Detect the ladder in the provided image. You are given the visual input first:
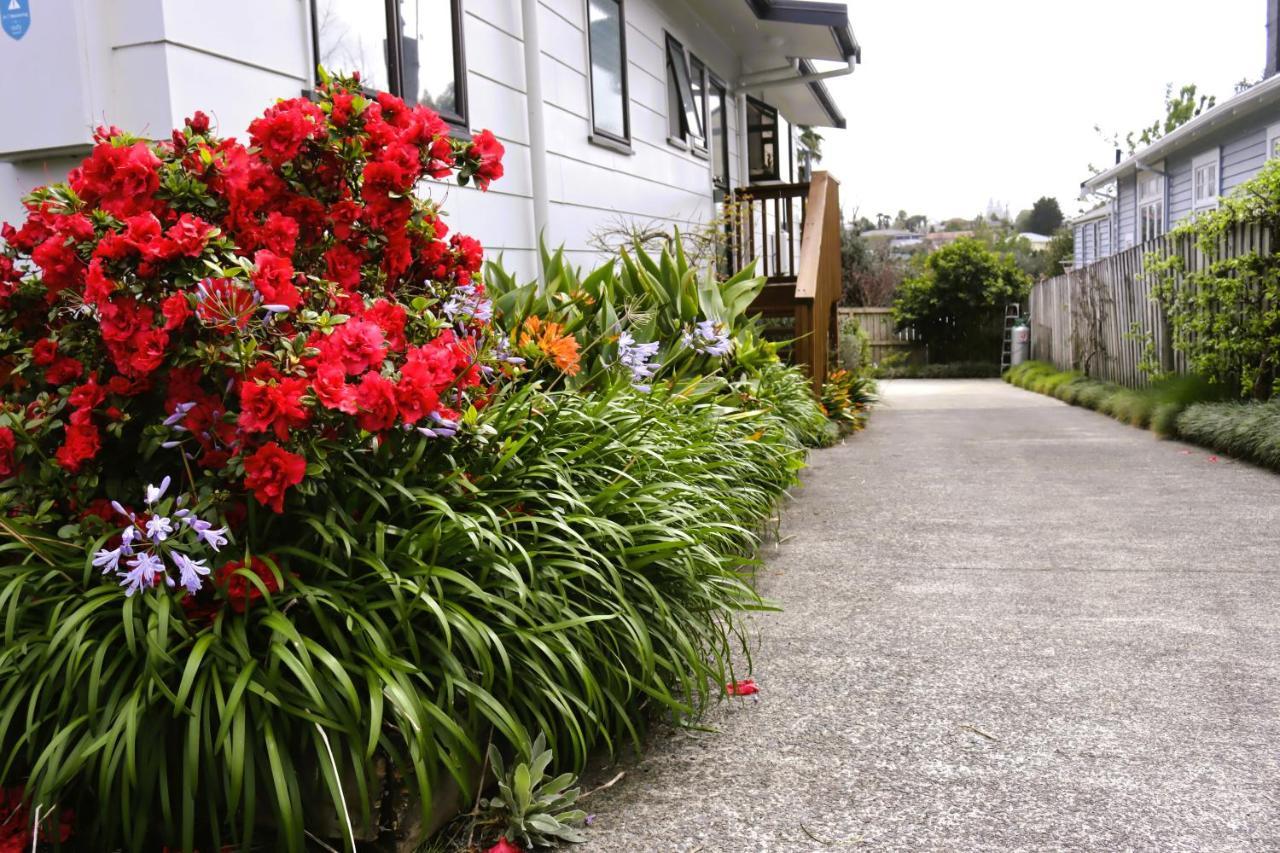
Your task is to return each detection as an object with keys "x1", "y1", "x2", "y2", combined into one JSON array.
[{"x1": 1000, "y1": 303, "x2": 1021, "y2": 372}]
